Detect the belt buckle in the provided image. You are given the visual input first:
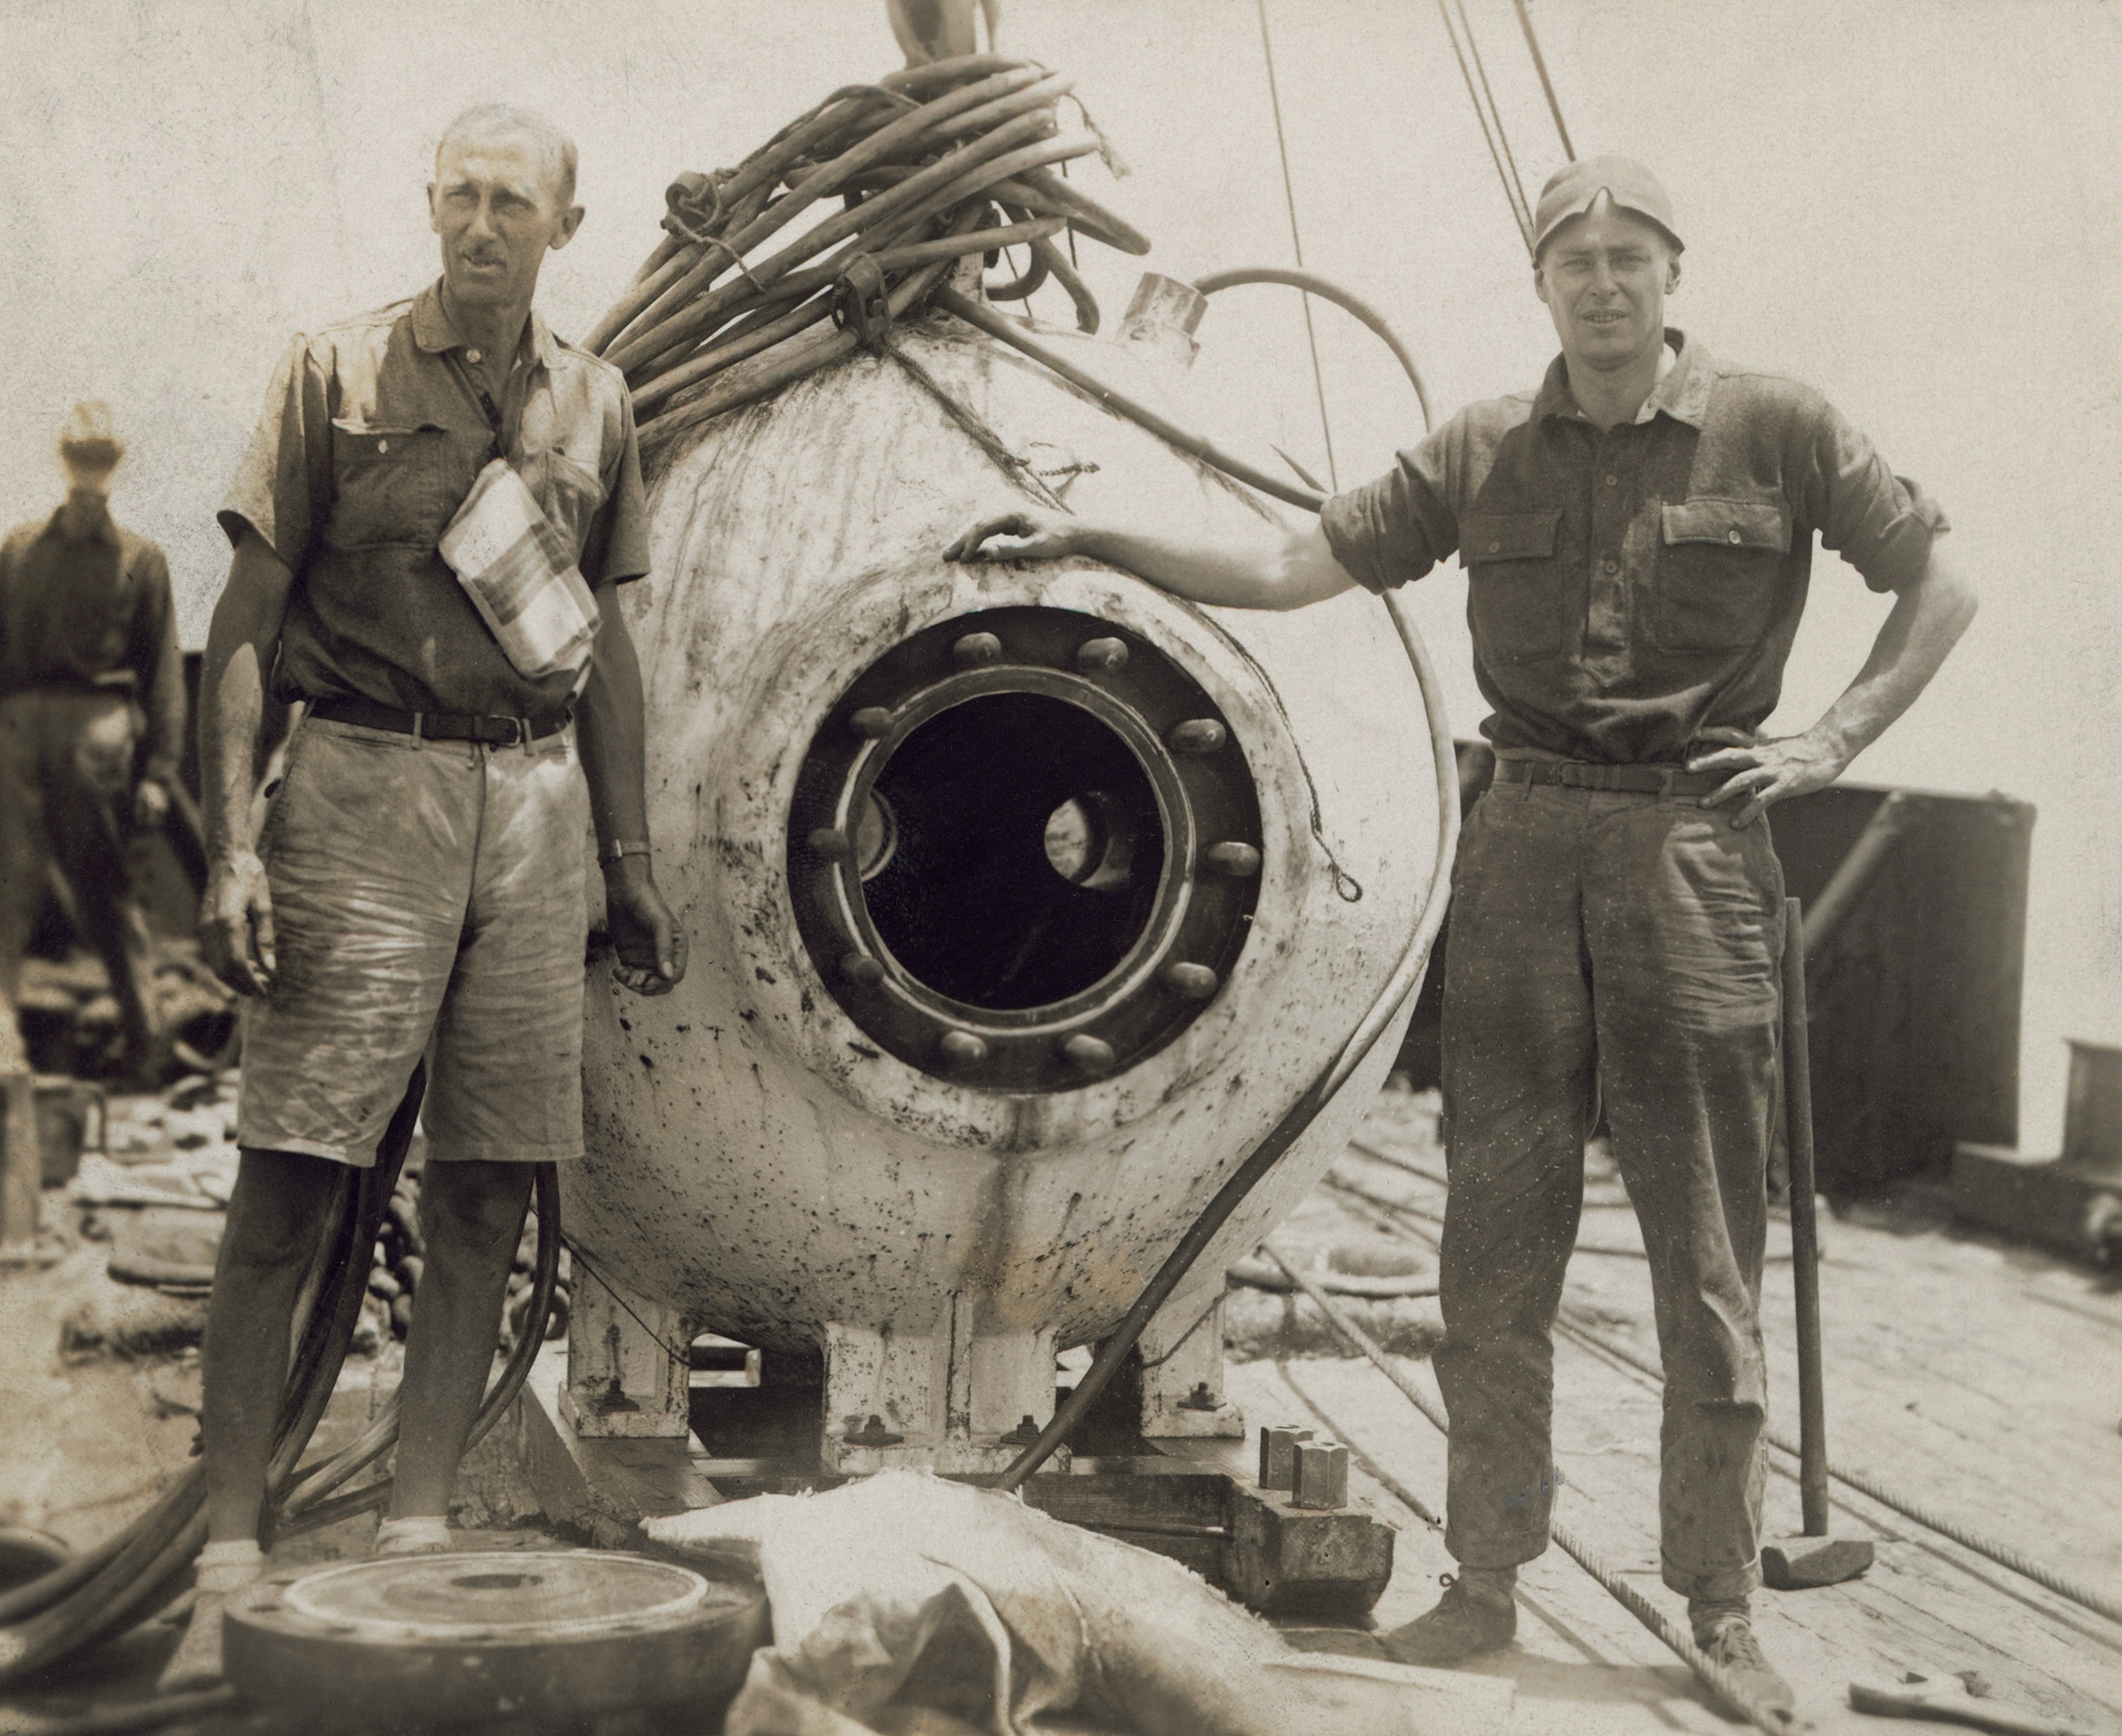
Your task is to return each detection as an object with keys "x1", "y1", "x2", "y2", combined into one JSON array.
[
  {"x1": 490, "y1": 714, "x2": 530, "y2": 751},
  {"x1": 1556, "y1": 762, "x2": 1599, "y2": 790}
]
